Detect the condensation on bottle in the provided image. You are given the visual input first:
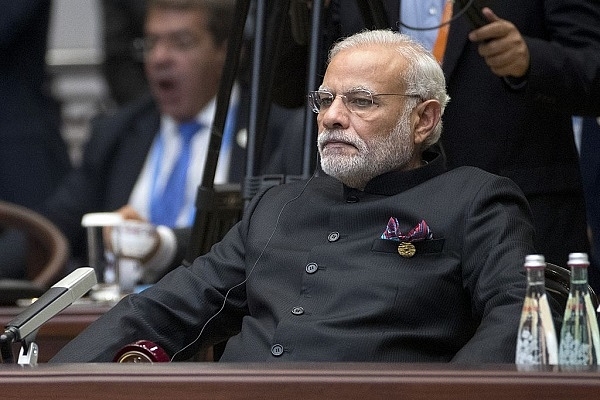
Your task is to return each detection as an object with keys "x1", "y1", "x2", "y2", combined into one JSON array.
[
  {"x1": 515, "y1": 254, "x2": 558, "y2": 366},
  {"x1": 558, "y1": 252, "x2": 600, "y2": 368}
]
